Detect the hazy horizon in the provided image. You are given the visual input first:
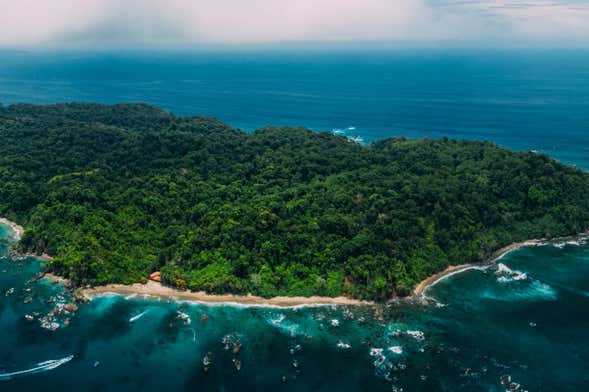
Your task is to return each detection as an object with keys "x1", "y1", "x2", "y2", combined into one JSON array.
[{"x1": 1, "y1": 0, "x2": 588, "y2": 50}]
